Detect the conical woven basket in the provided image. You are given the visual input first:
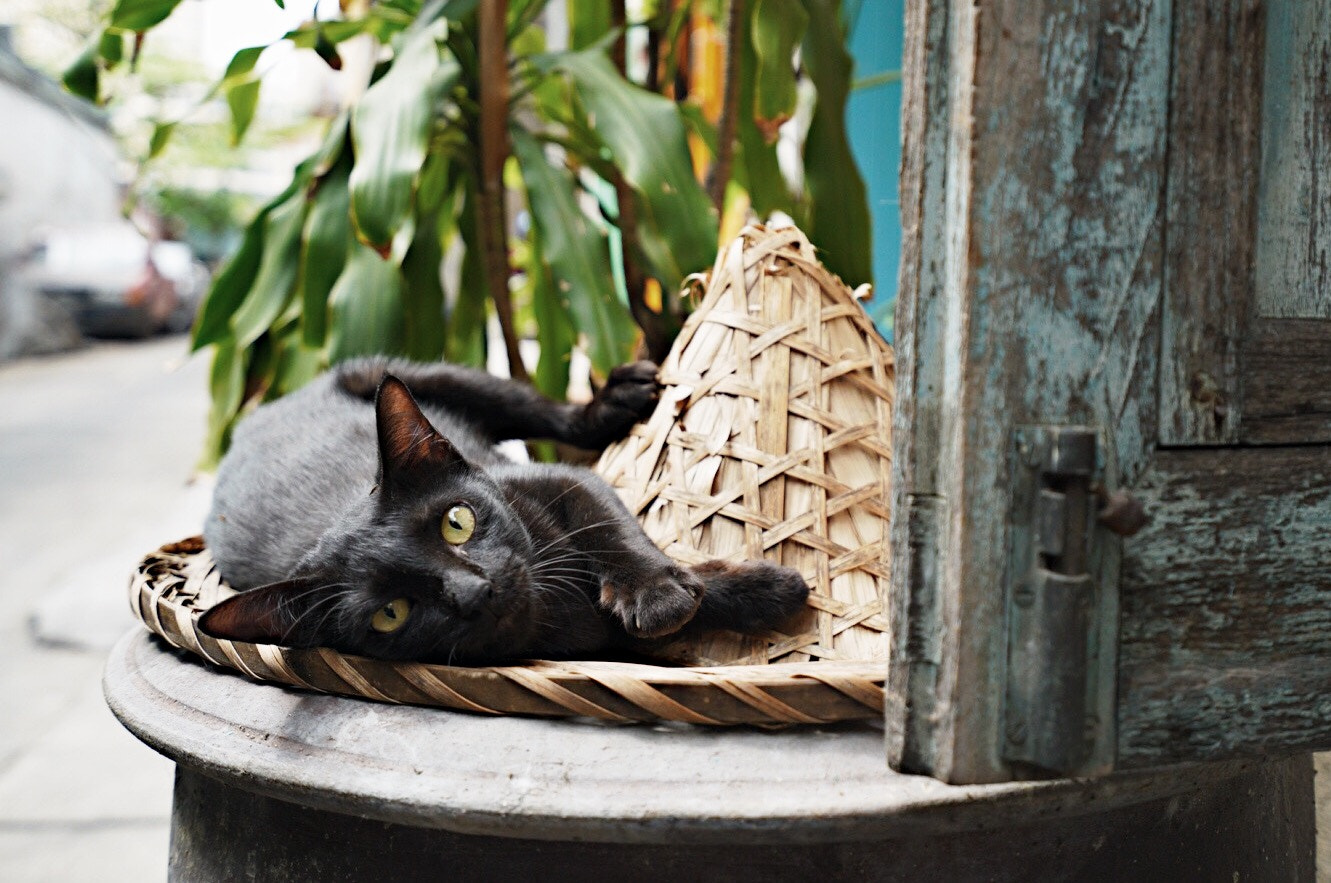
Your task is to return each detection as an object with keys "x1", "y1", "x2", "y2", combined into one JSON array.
[
  {"x1": 598, "y1": 224, "x2": 895, "y2": 665},
  {"x1": 129, "y1": 224, "x2": 895, "y2": 726}
]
